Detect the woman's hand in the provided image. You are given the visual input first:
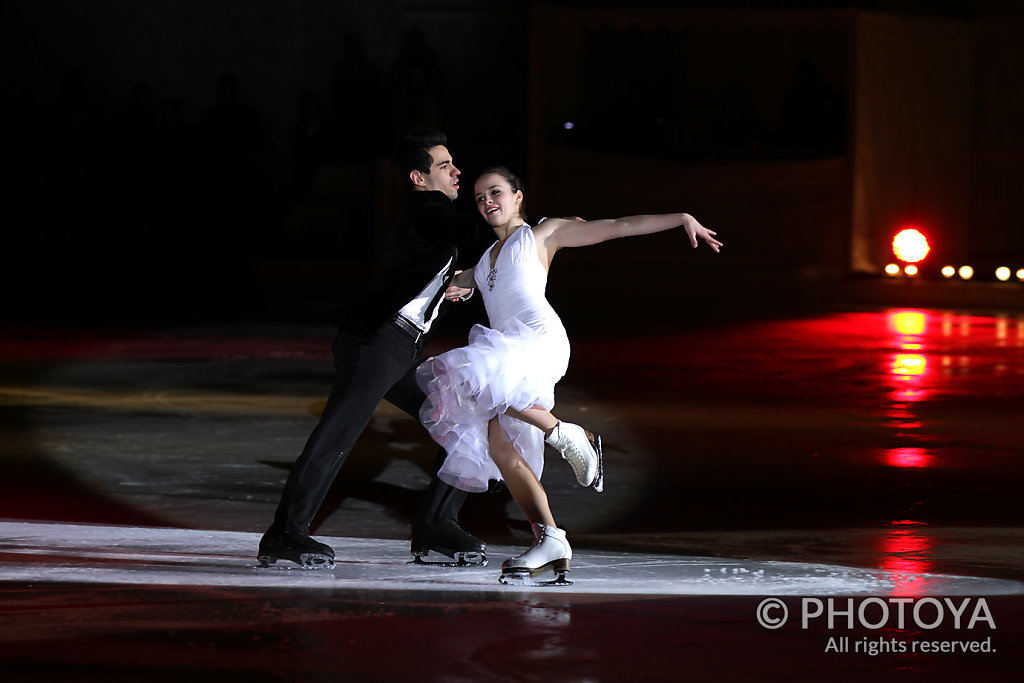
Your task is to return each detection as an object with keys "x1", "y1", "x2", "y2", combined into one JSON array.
[{"x1": 682, "y1": 214, "x2": 723, "y2": 253}]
